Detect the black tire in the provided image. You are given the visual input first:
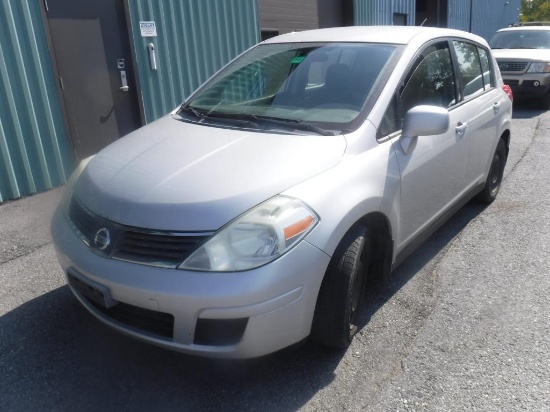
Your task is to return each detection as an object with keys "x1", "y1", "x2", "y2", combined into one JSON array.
[
  {"x1": 476, "y1": 139, "x2": 507, "y2": 203},
  {"x1": 310, "y1": 225, "x2": 370, "y2": 348}
]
